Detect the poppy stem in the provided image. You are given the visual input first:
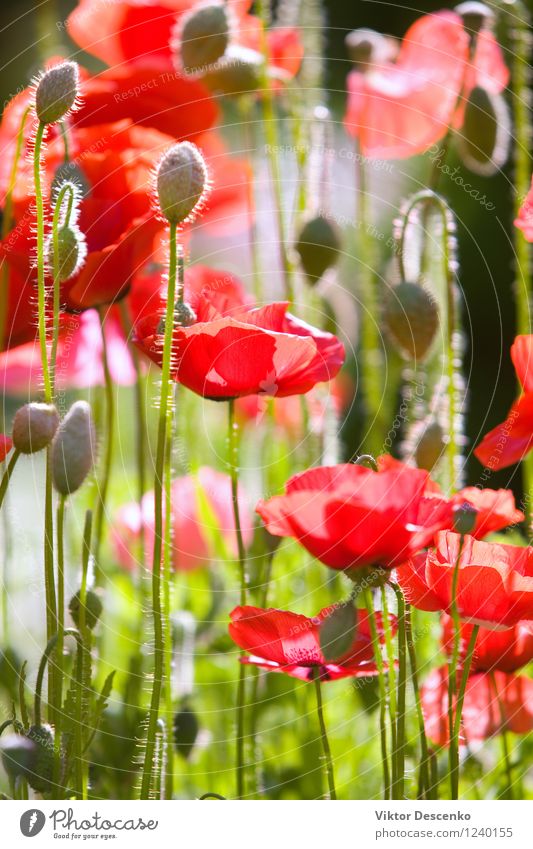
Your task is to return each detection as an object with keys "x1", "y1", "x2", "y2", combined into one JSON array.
[
  {"x1": 163, "y1": 388, "x2": 175, "y2": 800},
  {"x1": 92, "y1": 307, "x2": 115, "y2": 581},
  {"x1": 403, "y1": 603, "x2": 430, "y2": 798},
  {"x1": 313, "y1": 669, "x2": 337, "y2": 800},
  {"x1": 450, "y1": 623, "x2": 479, "y2": 799},
  {"x1": 363, "y1": 586, "x2": 390, "y2": 799},
  {"x1": 228, "y1": 399, "x2": 248, "y2": 799},
  {"x1": 140, "y1": 220, "x2": 178, "y2": 799},
  {"x1": 390, "y1": 582, "x2": 407, "y2": 800},
  {"x1": 380, "y1": 586, "x2": 398, "y2": 790},
  {"x1": 53, "y1": 494, "x2": 67, "y2": 795},
  {"x1": 50, "y1": 182, "x2": 76, "y2": 393},
  {"x1": 0, "y1": 449, "x2": 20, "y2": 510},
  {"x1": 448, "y1": 533, "x2": 466, "y2": 794},
  {"x1": 489, "y1": 671, "x2": 514, "y2": 799},
  {"x1": 76, "y1": 509, "x2": 92, "y2": 800}
]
